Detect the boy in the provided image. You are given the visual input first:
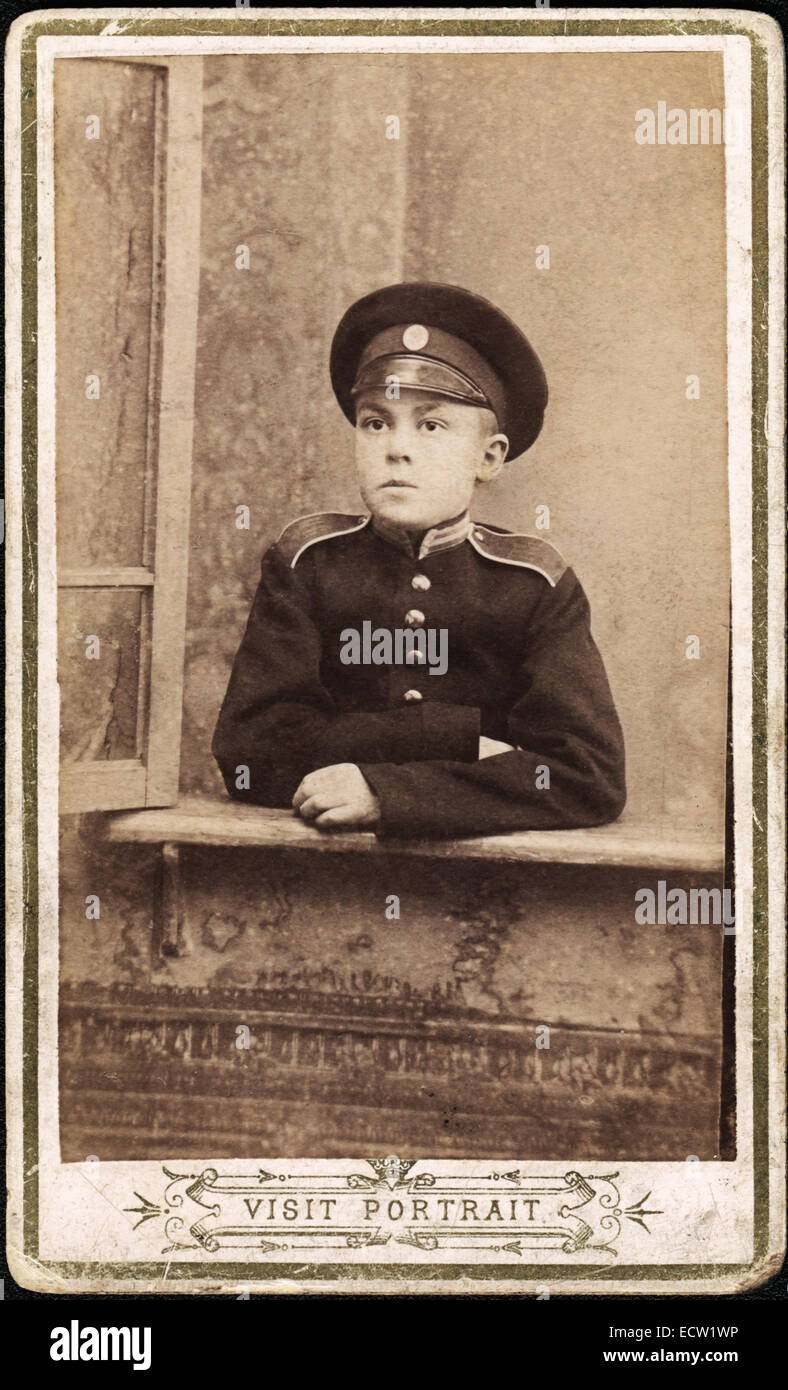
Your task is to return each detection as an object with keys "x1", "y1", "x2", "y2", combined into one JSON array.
[{"x1": 213, "y1": 281, "x2": 626, "y2": 838}]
